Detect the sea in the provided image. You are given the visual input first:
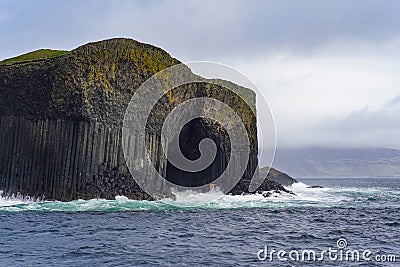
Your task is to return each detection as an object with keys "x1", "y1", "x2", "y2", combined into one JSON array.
[{"x1": 0, "y1": 178, "x2": 399, "y2": 266}]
